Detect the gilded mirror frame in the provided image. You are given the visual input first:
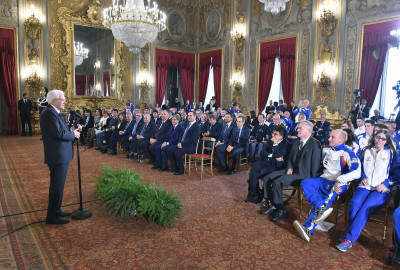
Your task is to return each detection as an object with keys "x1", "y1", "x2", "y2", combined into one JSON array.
[{"x1": 57, "y1": 6, "x2": 126, "y2": 109}]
